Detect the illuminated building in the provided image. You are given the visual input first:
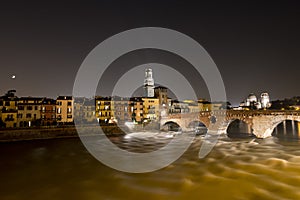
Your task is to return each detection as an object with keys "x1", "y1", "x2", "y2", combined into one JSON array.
[
  {"x1": 239, "y1": 92, "x2": 271, "y2": 110},
  {"x1": 95, "y1": 96, "x2": 114, "y2": 124},
  {"x1": 56, "y1": 96, "x2": 74, "y2": 123},
  {"x1": 17, "y1": 97, "x2": 43, "y2": 127},
  {"x1": 0, "y1": 90, "x2": 18, "y2": 128},
  {"x1": 111, "y1": 96, "x2": 130, "y2": 124},
  {"x1": 261, "y1": 92, "x2": 271, "y2": 109},
  {"x1": 144, "y1": 68, "x2": 154, "y2": 97},
  {"x1": 41, "y1": 98, "x2": 56, "y2": 126},
  {"x1": 142, "y1": 97, "x2": 160, "y2": 120},
  {"x1": 129, "y1": 97, "x2": 144, "y2": 123}
]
